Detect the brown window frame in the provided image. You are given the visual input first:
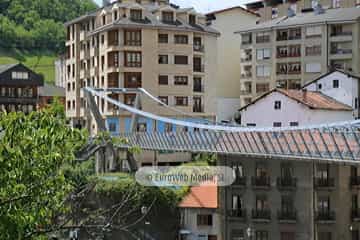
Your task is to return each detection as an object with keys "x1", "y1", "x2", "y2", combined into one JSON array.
[
  {"x1": 174, "y1": 35, "x2": 189, "y2": 44},
  {"x1": 158, "y1": 75, "x2": 168, "y2": 85},
  {"x1": 175, "y1": 96, "x2": 188, "y2": 106},
  {"x1": 124, "y1": 72, "x2": 142, "y2": 88},
  {"x1": 124, "y1": 29, "x2": 142, "y2": 46},
  {"x1": 124, "y1": 51, "x2": 142, "y2": 68},
  {"x1": 174, "y1": 55, "x2": 188, "y2": 65}
]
